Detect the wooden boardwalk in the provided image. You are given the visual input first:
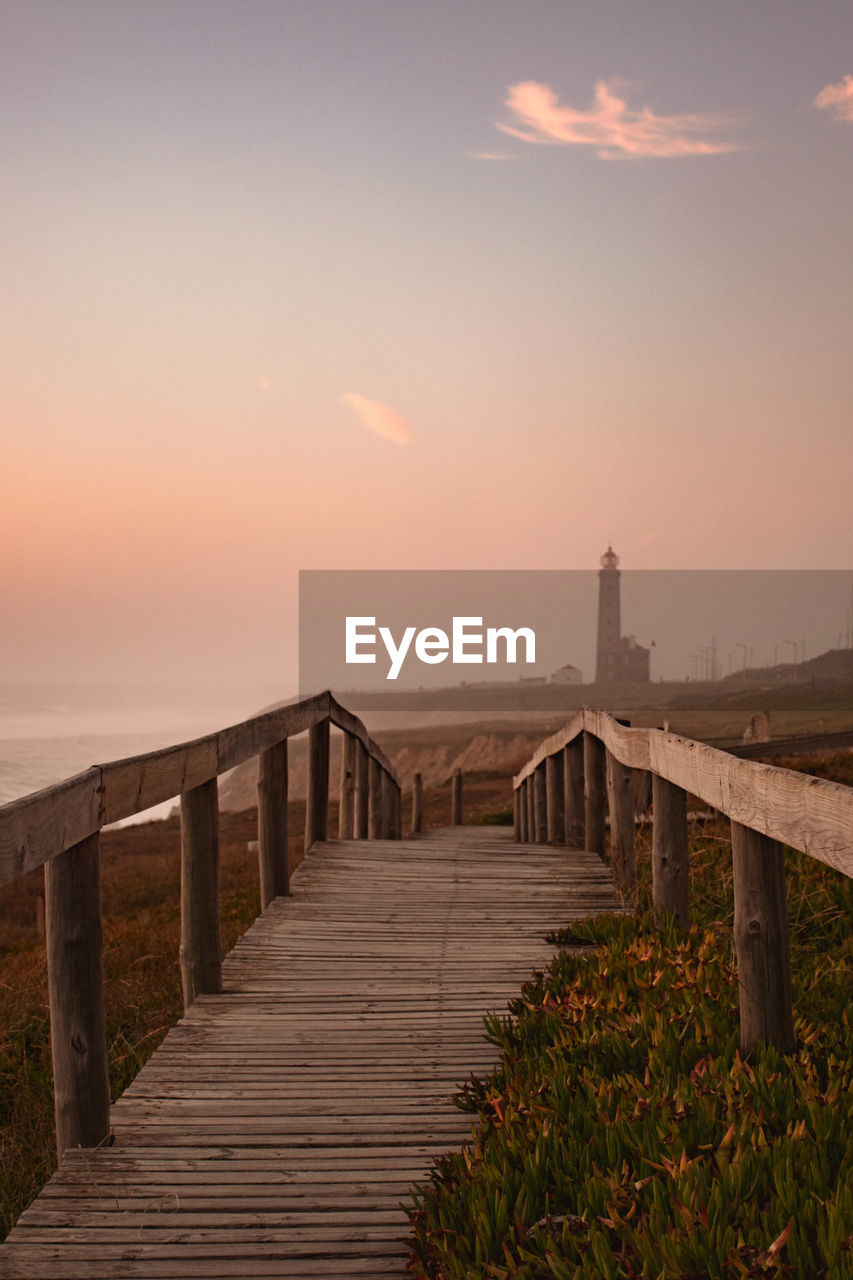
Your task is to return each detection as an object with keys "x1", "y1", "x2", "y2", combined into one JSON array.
[{"x1": 1, "y1": 827, "x2": 619, "y2": 1280}]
